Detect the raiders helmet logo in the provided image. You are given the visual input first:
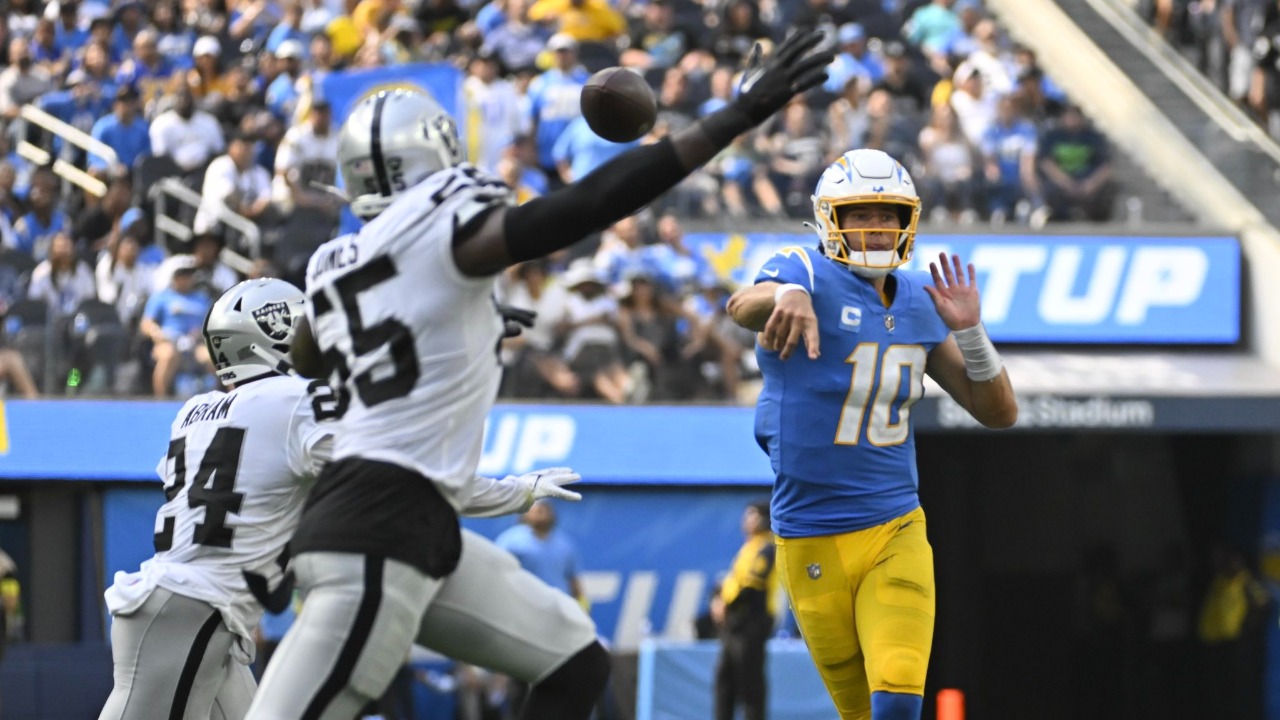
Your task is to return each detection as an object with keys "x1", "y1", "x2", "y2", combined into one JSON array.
[{"x1": 252, "y1": 301, "x2": 293, "y2": 341}]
